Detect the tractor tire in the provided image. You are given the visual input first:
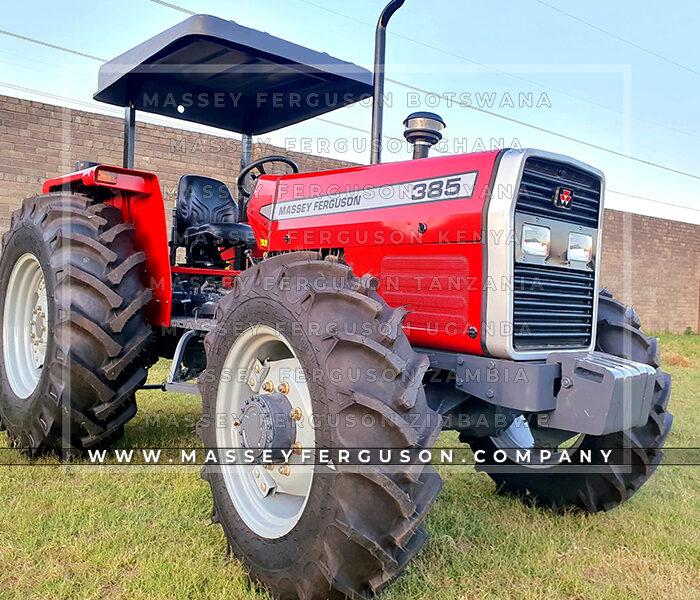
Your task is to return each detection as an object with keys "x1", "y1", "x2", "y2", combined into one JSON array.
[
  {"x1": 0, "y1": 192, "x2": 154, "y2": 453},
  {"x1": 464, "y1": 290, "x2": 672, "y2": 512},
  {"x1": 199, "y1": 252, "x2": 443, "y2": 600}
]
